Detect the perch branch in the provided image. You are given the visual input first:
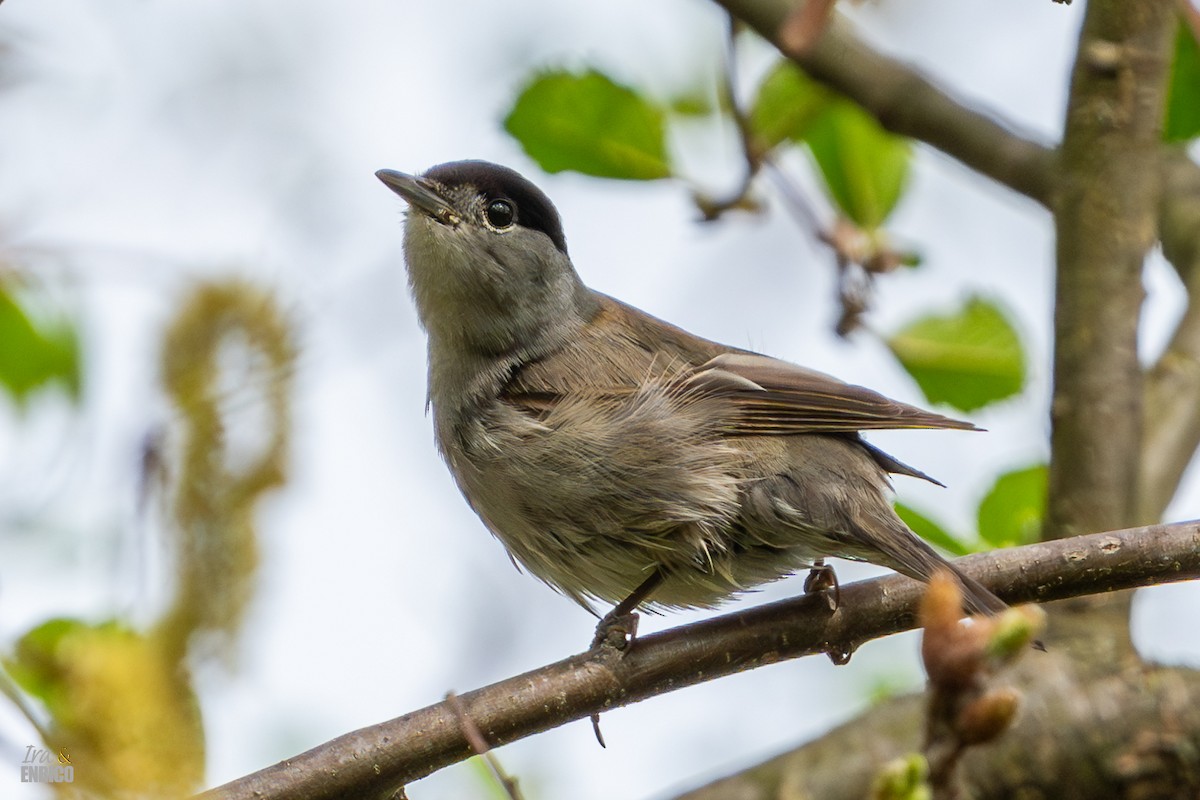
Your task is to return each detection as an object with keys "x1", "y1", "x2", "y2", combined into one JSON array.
[{"x1": 198, "y1": 522, "x2": 1200, "y2": 800}]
